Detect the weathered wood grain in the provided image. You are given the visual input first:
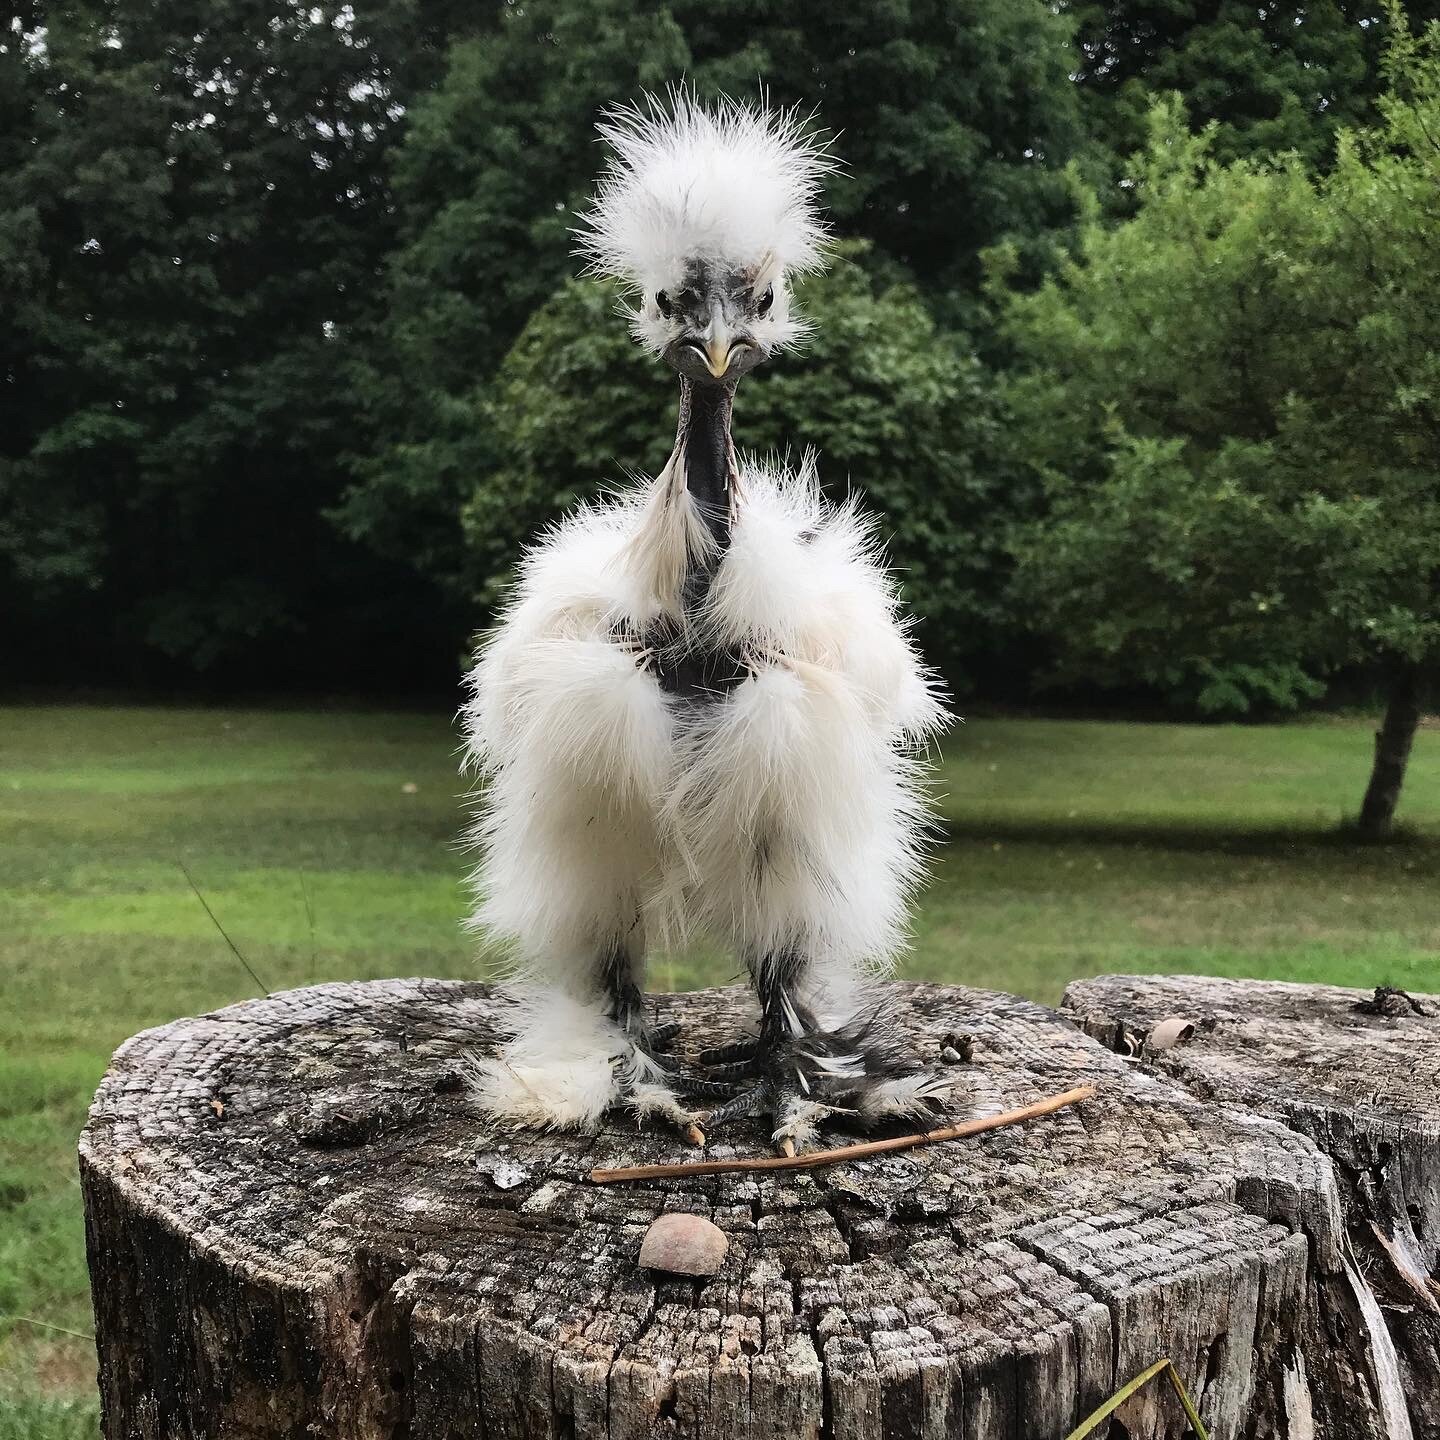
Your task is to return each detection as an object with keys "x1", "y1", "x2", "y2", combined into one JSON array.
[
  {"x1": 1065, "y1": 973, "x2": 1438, "y2": 1440},
  {"x1": 81, "y1": 979, "x2": 1411, "y2": 1438}
]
